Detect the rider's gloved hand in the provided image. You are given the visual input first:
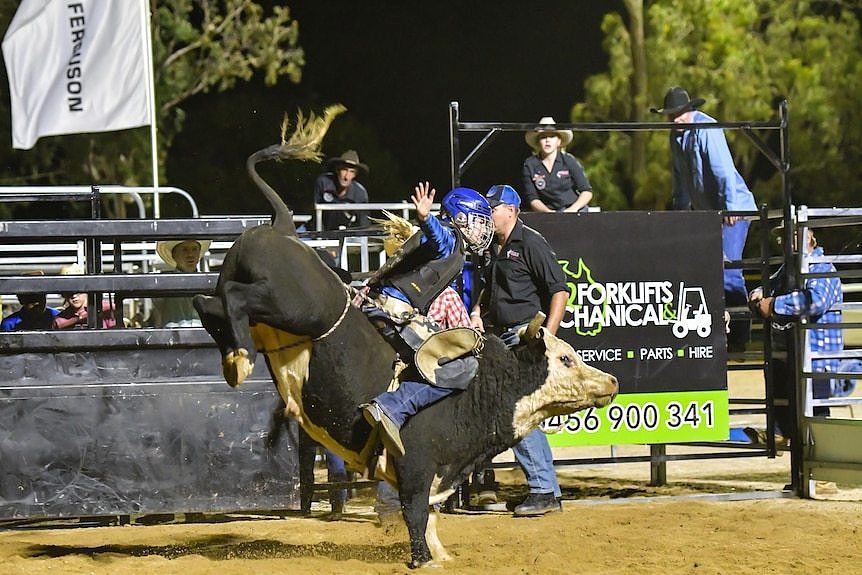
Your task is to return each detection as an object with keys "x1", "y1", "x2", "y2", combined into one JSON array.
[{"x1": 500, "y1": 328, "x2": 521, "y2": 348}]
